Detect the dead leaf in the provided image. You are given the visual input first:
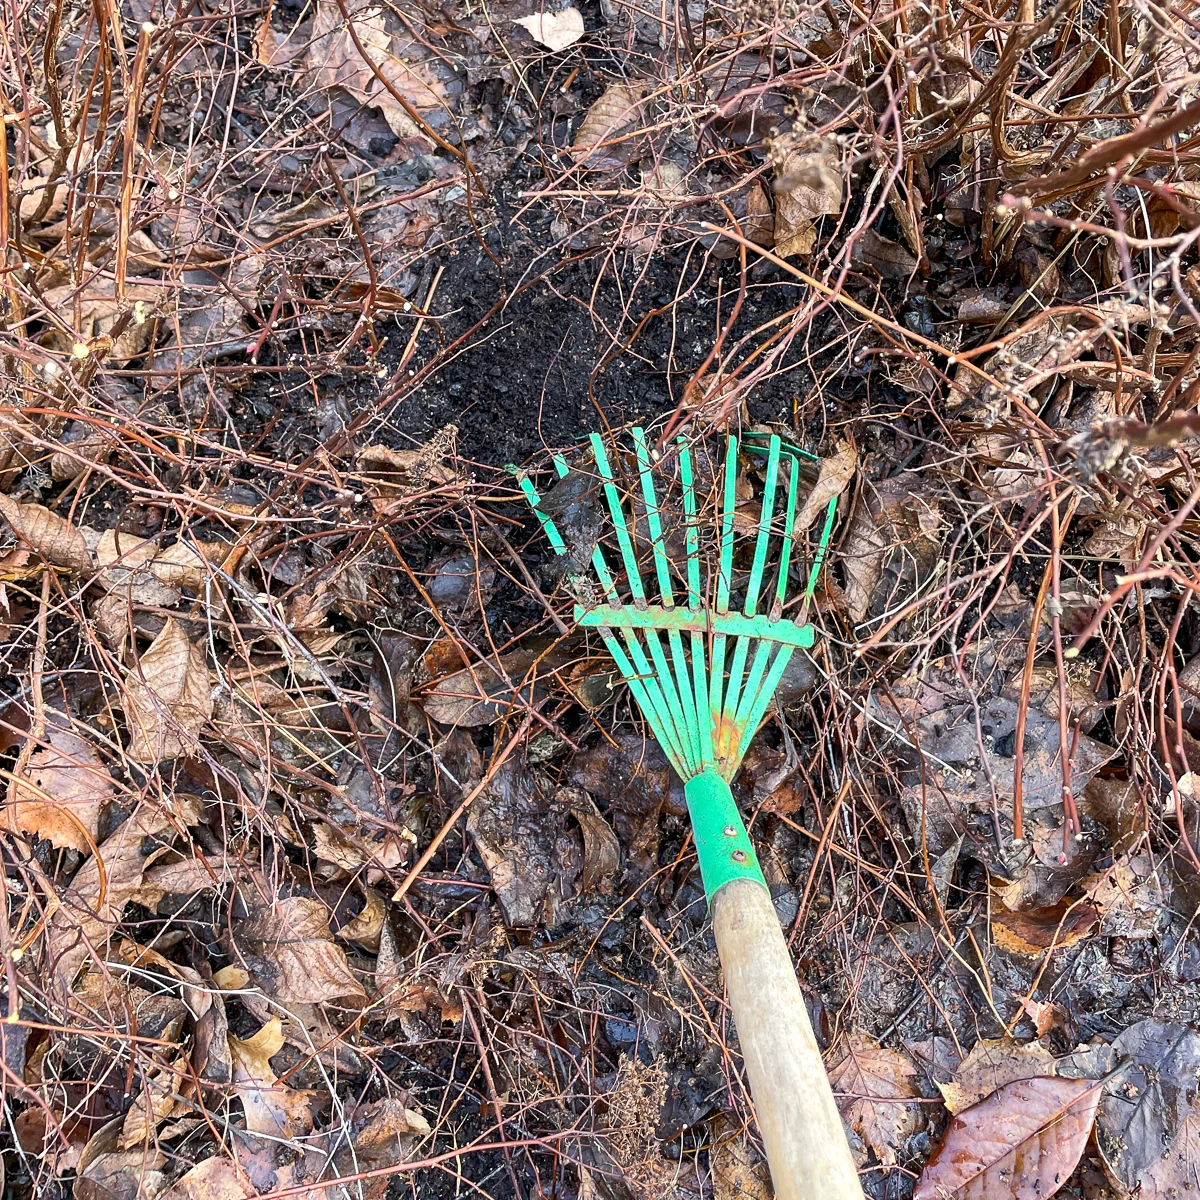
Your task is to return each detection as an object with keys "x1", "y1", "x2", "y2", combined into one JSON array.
[
  {"x1": 852, "y1": 228, "x2": 919, "y2": 279},
  {"x1": 467, "y1": 759, "x2": 580, "y2": 927},
  {"x1": 228, "y1": 1017, "x2": 319, "y2": 1139},
  {"x1": 938, "y1": 1038, "x2": 1057, "y2": 1114},
  {"x1": 304, "y1": 1, "x2": 457, "y2": 140},
  {"x1": 97, "y1": 530, "x2": 181, "y2": 608},
  {"x1": 1082, "y1": 854, "x2": 1167, "y2": 939},
  {"x1": 513, "y1": 7, "x2": 585, "y2": 50},
  {"x1": 828, "y1": 1033, "x2": 921, "y2": 1165},
  {"x1": 235, "y1": 896, "x2": 368, "y2": 1005},
  {"x1": 711, "y1": 1135, "x2": 772, "y2": 1200},
  {"x1": 48, "y1": 800, "x2": 198, "y2": 998},
  {"x1": 914, "y1": 1075, "x2": 1102, "y2": 1200},
  {"x1": 5, "y1": 715, "x2": 114, "y2": 852},
  {"x1": 356, "y1": 438, "x2": 457, "y2": 509},
  {"x1": 160, "y1": 1156, "x2": 253, "y2": 1200},
  {"x1": 421, "y1": 646, "x2": 546, "y2": 727},
  {"x1": 118, "y1": 1054, "x2": 185, "y2": 1148},
  {"x1": 43, "y1": 278, "x2": 162, "y2": 365},
  {"x1": 569, "y1": 796, "x2": 620, "y2": 893},
  {"x1": 573, "y1": 83, "x2": 646, "y2": 167},
  {"x1": 795, "y1": 442, "x2": 856, "y2": 532},
  {"x1": 990, "y1": 898, "x2": 1098, "y2": 957},
  {"x1": 0, "y1": 496, "x2": 95, "y2": 574},
  {"x1": 1096, "y1": 1020, "x2": 1200, "y2": 1193},
  {"x1": 1140, "y1": 1100, "x2": 1200, "y2": 1198},
  {"x1": 774, "y1": 139, "x2": 842, "y2": 258},
  {"x1": 123, "y1": 618, "x2": 214, "y2": 762}
]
